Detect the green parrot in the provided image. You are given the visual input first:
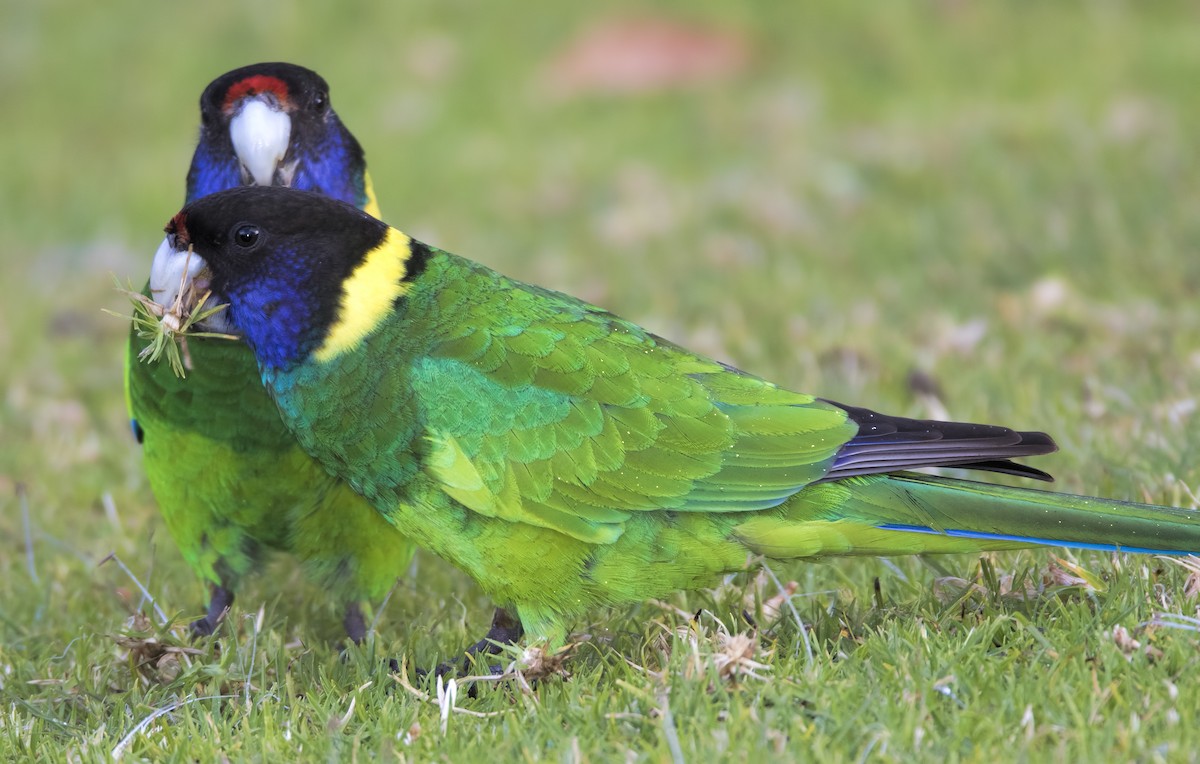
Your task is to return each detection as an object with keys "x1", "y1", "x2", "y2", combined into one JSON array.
[
  {"x1": 126, "y1": 62, "x2": 419, "y2": 643},
  {"x1": 149, "y1": 185, "x2": 1200, "y2": 650}
]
